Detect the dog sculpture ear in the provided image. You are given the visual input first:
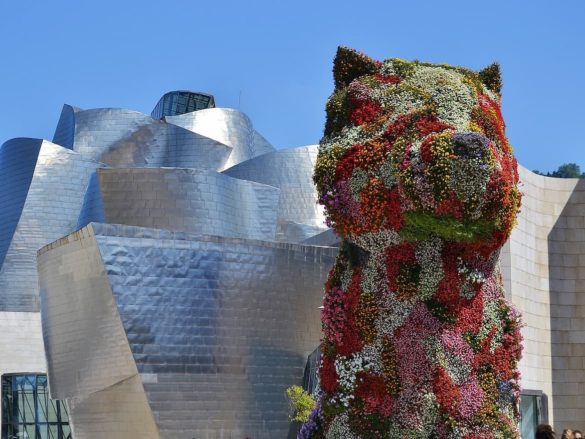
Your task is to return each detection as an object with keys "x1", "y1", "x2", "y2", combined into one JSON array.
[
  {"x1": 478, "y1": 62, "x2": 502, "y2": 95},
  {"x1": 333, "y1": 46, "x2": 379, "y2": 88}
]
